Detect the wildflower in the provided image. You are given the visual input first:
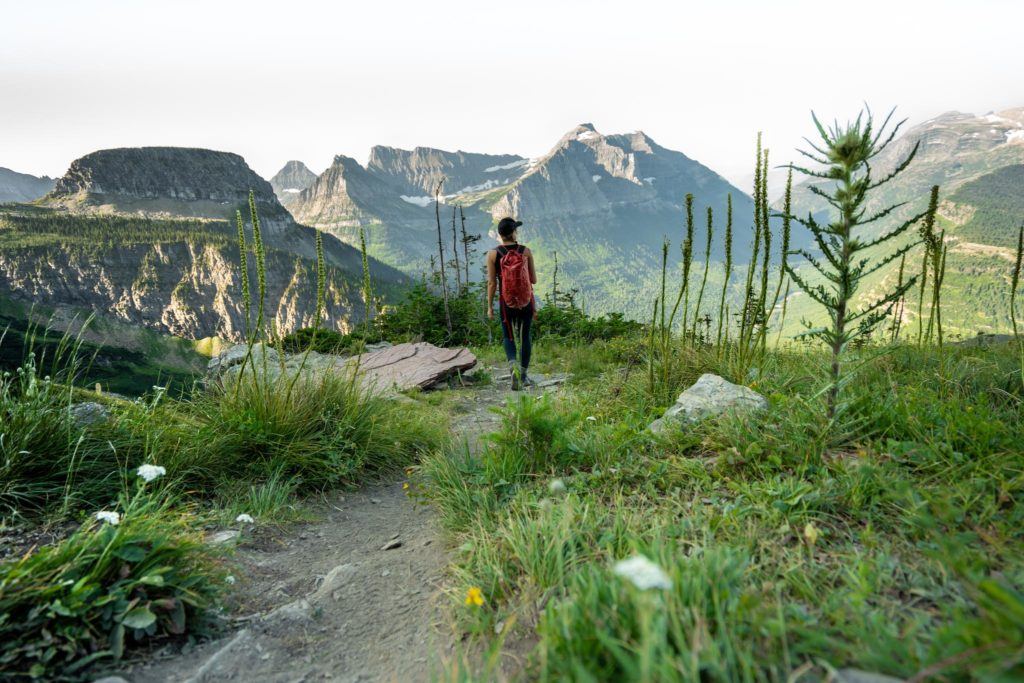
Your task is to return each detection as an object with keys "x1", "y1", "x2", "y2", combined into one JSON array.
[
  {"x1": 95, "y1": 511, "x2": 121, "y2": 525},
  {"x1": 586, "y1": 416, "x2": 597, "y2": 422},
  {"x1": 403, "y1": 482, "x2": 410, "y2": 490},
  {"x1": 235, "y1": 513, "x2": 255, "y2": 524},
  {"x1": 465, "y1": 586, "x2": 485, "y2": 607},
  {"x1": 803, "y1": 522, "x2": 820, "y2": 546},
  {"x1": 137, "y1": 464, "x2": 167, "y2": 483},
  {"x1": 548, "y1": 478, "x2": 566, "y2": 495},
  {"x1": 225, "y1": 575, "x2": 236, "y2": 585},
  {"x1": 613, "y1": 555, "x2": 672, "y2": 591}
]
